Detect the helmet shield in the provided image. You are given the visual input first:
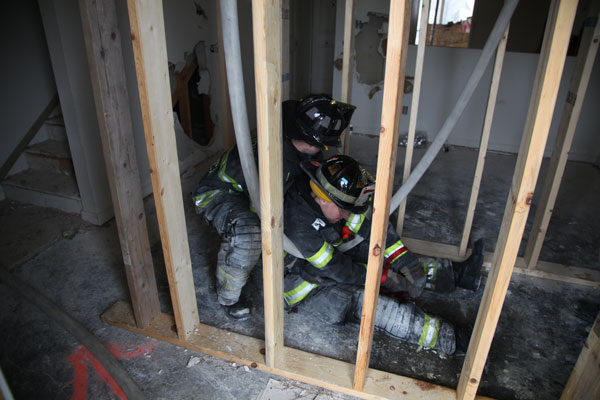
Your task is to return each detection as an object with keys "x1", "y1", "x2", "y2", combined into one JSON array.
[
  {"x1": 301, "y1": 155, "x2": 375, "y2": 214},
  {"x1": 283, "y1": 94, "x2": 356, "y2": 149}
]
